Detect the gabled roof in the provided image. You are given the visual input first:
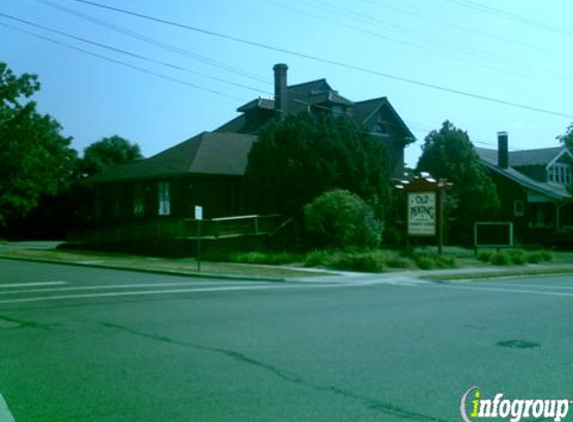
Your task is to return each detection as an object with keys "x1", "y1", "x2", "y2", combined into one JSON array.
[
  {"x1": 214, "y1": 114, "x2": 246, "y2": 133},
  {"x1": 90, "y1": 131, "x2": 256, "y2": 183},
  {"x1": 476, "y1": 147, "x2": 571, "y2": 201},
  {"x1": 234, "y1": 78, "x2": 354, "y2": 116},
  {"x1": 216, "y1": 73, "x2": 415, "y2": 145},
  {"x1": 476, "y1": 146, "x2": 571, "y2": 168},
  {"x1": 236, "y1": 98, "x2": 274, "y2": 112},
  {"x1": 353, "y1": 97, "x2": 416, "y2": 143},
  {"x1": 510, "y1": 147, "x2": 565, "y2": 167}
]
